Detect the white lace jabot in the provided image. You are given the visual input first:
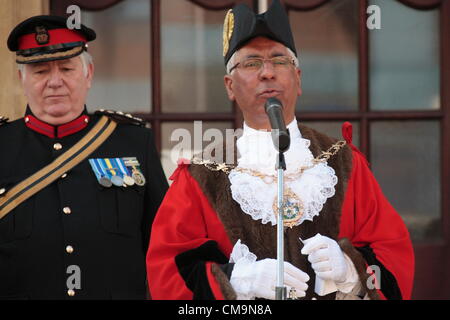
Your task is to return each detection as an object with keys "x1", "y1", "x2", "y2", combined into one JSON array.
[{"x1": 228, "y1": 119, "x2": 338, "y2": 226}]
